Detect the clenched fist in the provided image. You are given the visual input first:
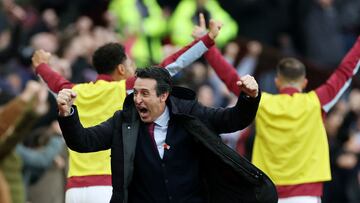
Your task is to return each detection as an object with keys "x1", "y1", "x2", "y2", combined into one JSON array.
[
  {"x1": 32, "y1": 49, "x2": 51, "y2": 71},
  {"x1": 236, "y1": 75, "x2": 259, "y2": 98},
  {"x1": 57, "y1": 89, "x2": 77, "y2": 117}
]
